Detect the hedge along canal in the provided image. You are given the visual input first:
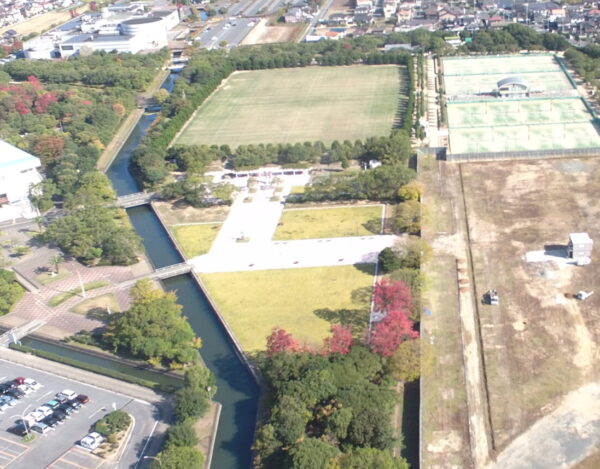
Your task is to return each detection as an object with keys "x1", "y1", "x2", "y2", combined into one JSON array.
[{"x1": 106, "y1": 73, "x2": 260, "y2": 469}]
